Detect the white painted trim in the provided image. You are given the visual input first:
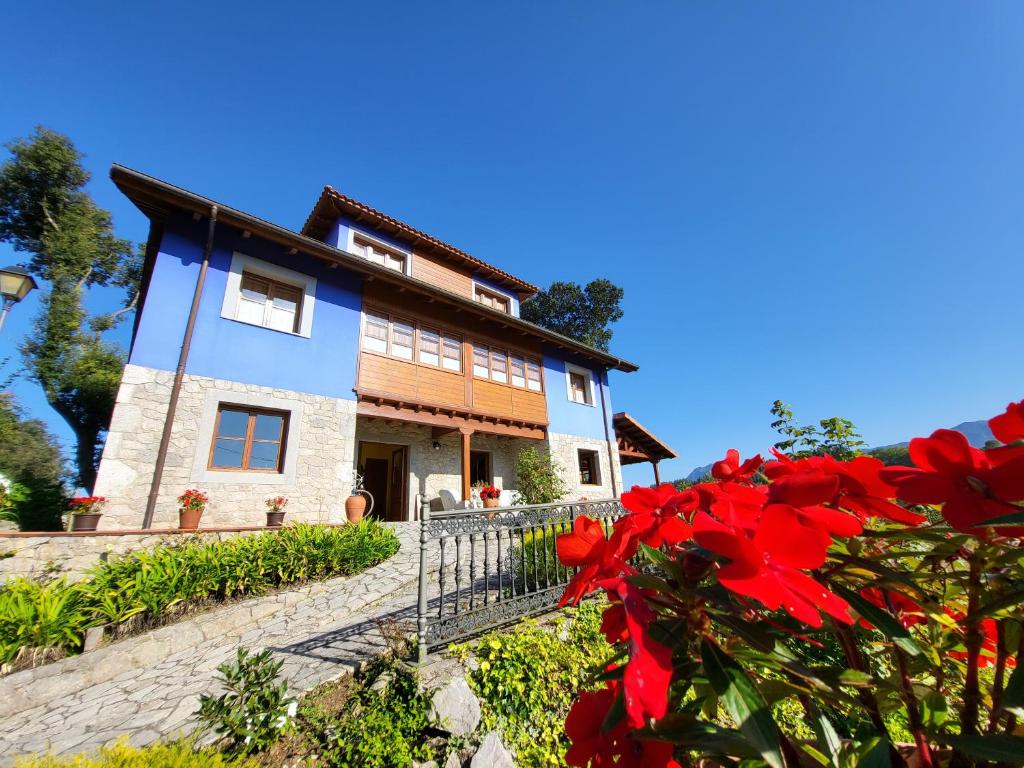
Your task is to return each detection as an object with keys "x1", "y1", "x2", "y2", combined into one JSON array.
[
  {"x1": 221, "y1": 251, "x2": 317, "y2": 338},
  {"x1": 564, "y1": 362, "x2": 597, "y2": 407},
  {"x1": 190, "y1": 388, "x2": 305, "y2": 485},
  {"x1": 471, "y1": 279, "x2": 515, "y2": 314},
  {"x1": 346, "y1": 226, "x2": 413, "y2": 277}
]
